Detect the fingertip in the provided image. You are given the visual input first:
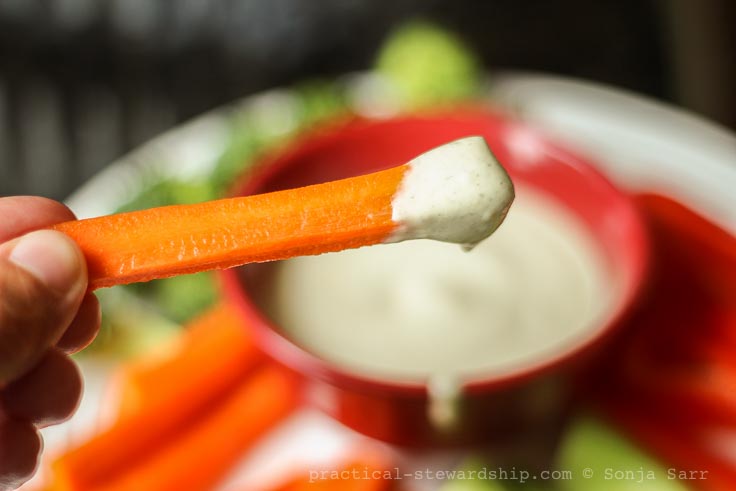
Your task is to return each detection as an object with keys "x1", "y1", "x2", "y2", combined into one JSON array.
[
  {"x1": 0, "y1": 412, "x2": 42, "y2": 490},
  {"x1": 0, "y1": 196, "x2": 76, "y2": 244},
  {"x1": 1, "y1": 350, "x2": 82, "y2": 428},
  {"x1": 57, "y1": 294, "x2": 101, "y2": 354},
  {"x1": 6, "y1": 230, "x2": 87, "y2": 297}
]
